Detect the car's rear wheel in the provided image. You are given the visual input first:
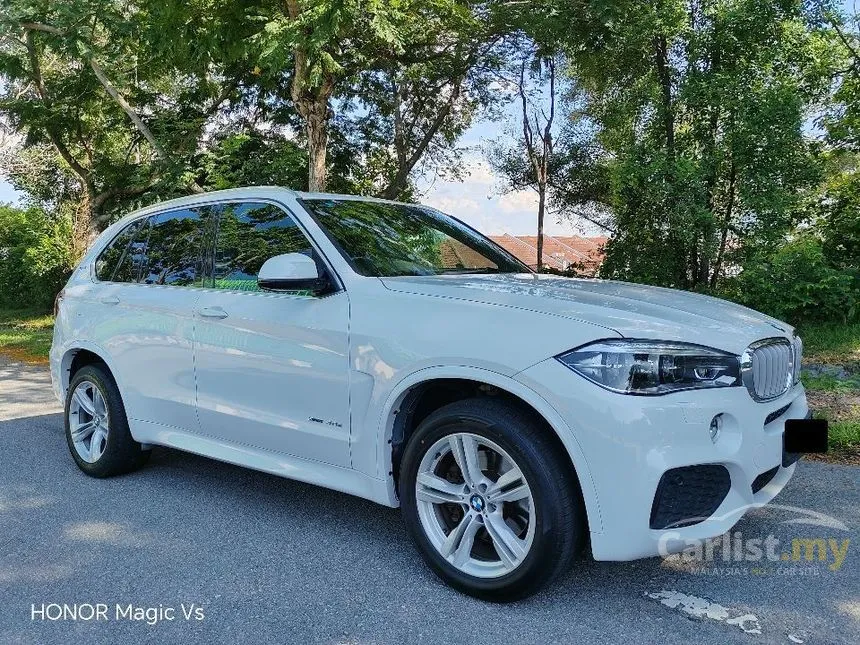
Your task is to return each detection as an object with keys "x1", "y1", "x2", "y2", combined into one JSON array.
[
  {"x1": 399, "y1": 398, "x2": 585, "y2": 601},
  {"x1": 65, "y1": 364, "x2": 149, "y2": 477}
]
